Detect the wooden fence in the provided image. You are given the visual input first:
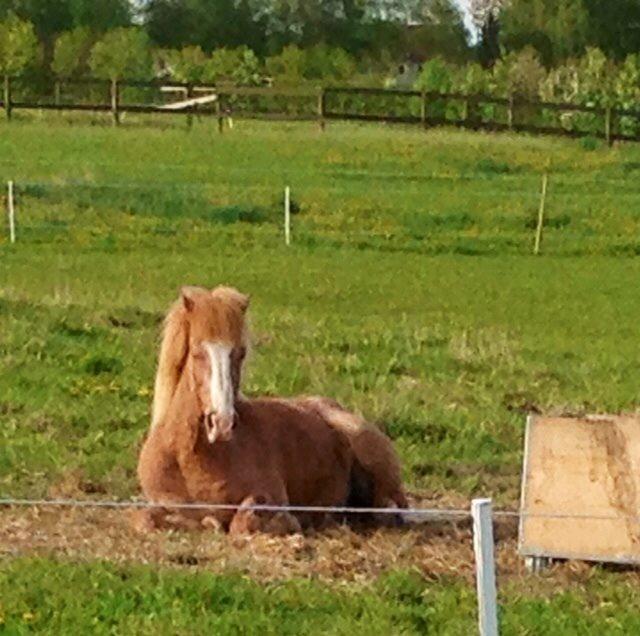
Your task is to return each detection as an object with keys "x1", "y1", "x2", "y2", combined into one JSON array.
[{"x1": 2, "y1": 76, "x2": 639, "y2": 144}]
